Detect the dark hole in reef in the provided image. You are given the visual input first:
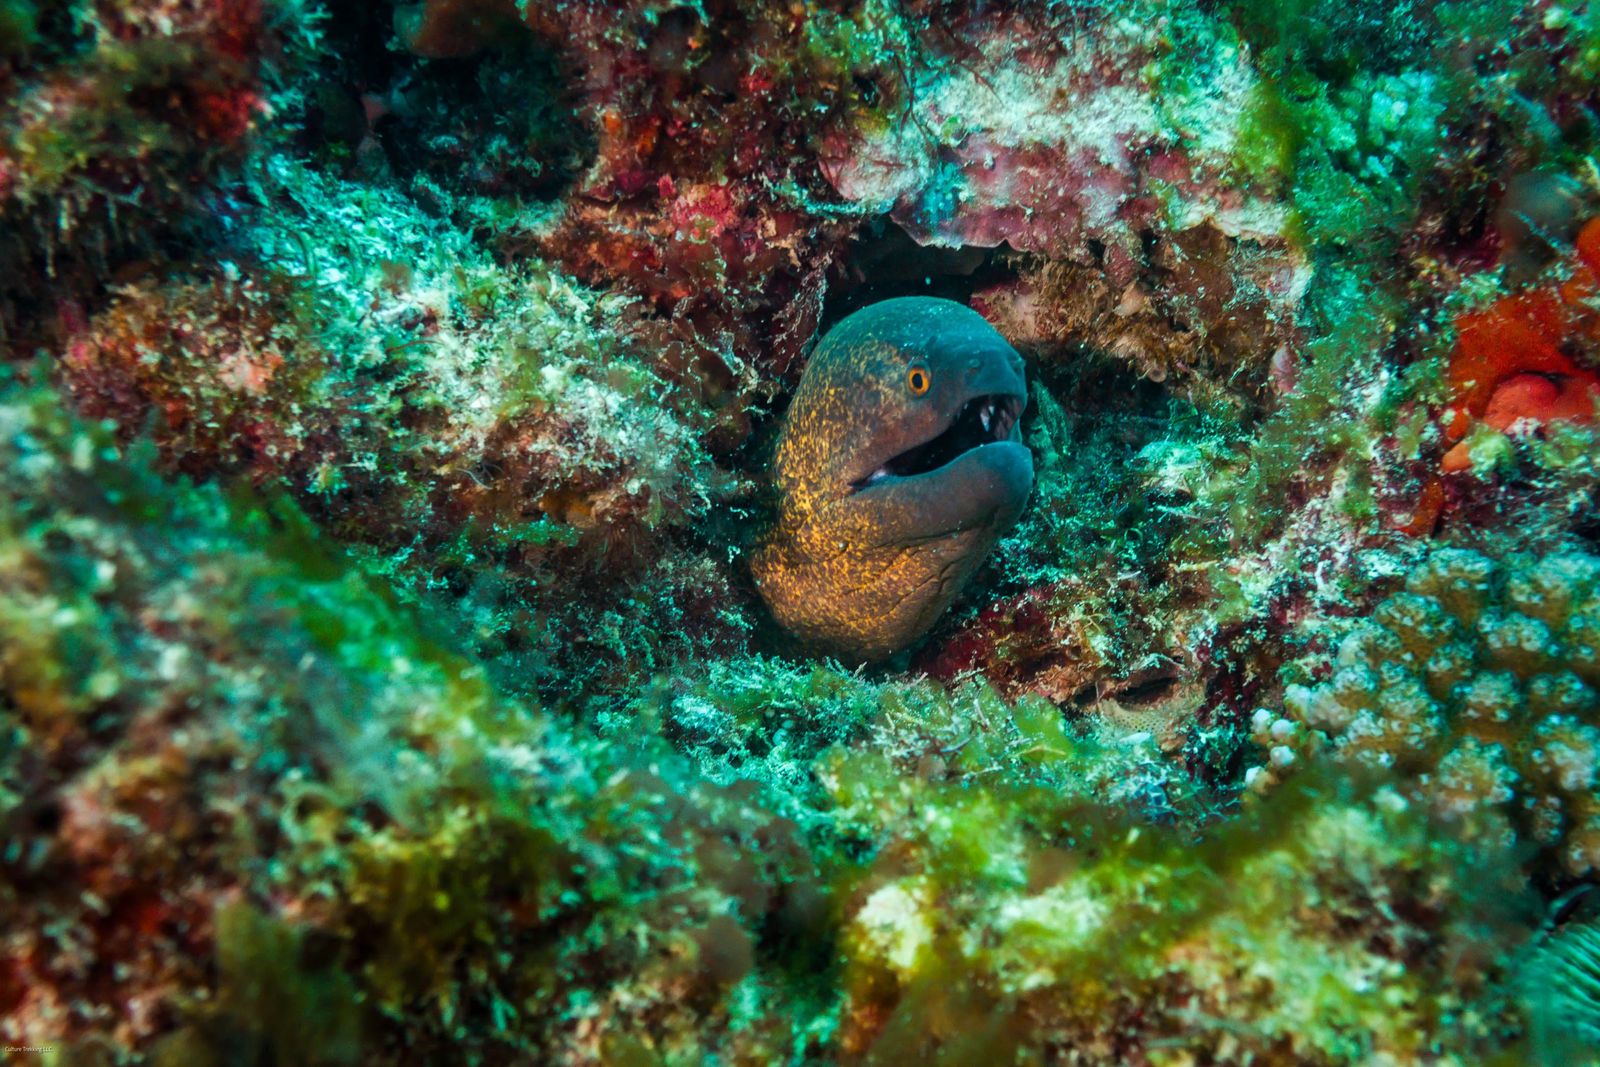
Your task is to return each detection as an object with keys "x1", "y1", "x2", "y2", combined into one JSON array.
[
  {"x1": 821, "y1": 219, "x2": 1009, "y2": 327},
  {"x1": 27, "y1": 799, "x2": 62, "y2": 836},
  {"x1": 646, "y1": 6, "x2": 703, "y2": 64},
  {"x1": 1112, "y1": 673, "x2": 1180, "y2": 706},
  {"x1": 789, "y1": 226, "x2": 1199, "y2": 679},
  {"x1": 644, "y1": 6, "x2": 742, "y2": 99},
  {"x1": 22, "y1": 2, "x2": 95, "y2": 64},
  {"x1": 297, "y1": 0, "x2": 595, "y2": 204},
  {"x1": 1024, "y1": 340, "x2": 1173, "y2": 433},
  {"x1": 1571, "y1": 510, "x2": 1600, "y2": 551}
]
